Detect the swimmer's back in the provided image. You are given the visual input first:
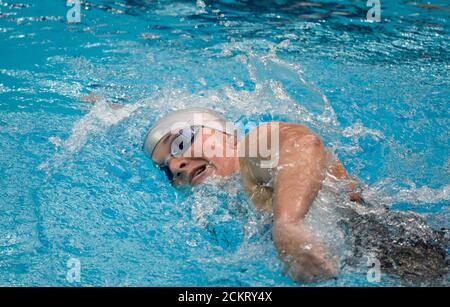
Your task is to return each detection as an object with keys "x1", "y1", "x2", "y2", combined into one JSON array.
[{"x1": 339, "y1": 201, "x2": 449, "y2": 285}]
